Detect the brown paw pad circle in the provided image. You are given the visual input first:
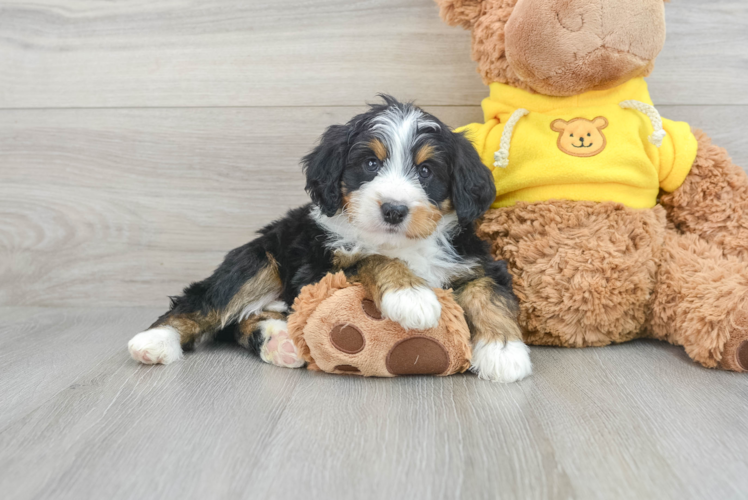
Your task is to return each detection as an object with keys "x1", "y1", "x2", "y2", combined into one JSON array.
[
  {"x1": 330, "y1": 324, "x2": 365, "y2": 354},
  {"x1": 738, "y1": 340, "x2": 748, "y2": 371},
  {"x1": 386, "y1": 336, "x2": 450, "y2": 375},
  {"x1": 361, "y1": 299, "x2": 383, "y2": 320}
]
